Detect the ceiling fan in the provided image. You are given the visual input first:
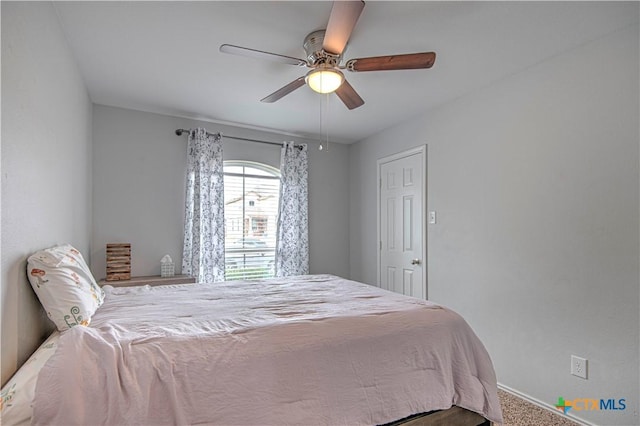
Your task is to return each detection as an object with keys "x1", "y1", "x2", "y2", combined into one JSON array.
[{"x1": 219, "y1": 0, "x2": 436, "y2": 110}]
